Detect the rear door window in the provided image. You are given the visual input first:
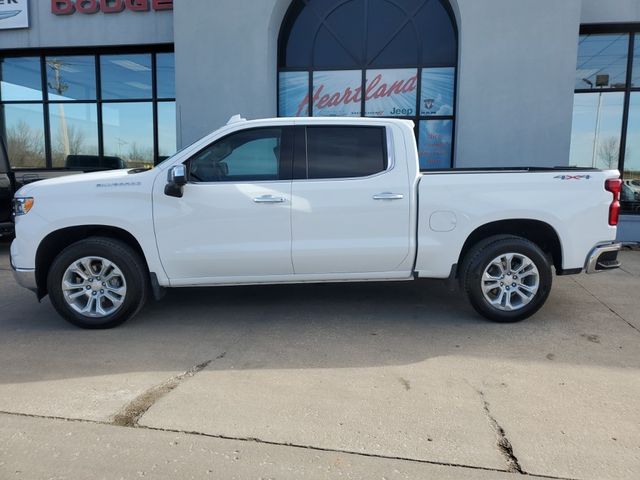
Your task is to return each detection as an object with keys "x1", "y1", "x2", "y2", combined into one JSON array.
[{"x1": 305, "y1": 126, "x2": 387, "y2": 179}]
